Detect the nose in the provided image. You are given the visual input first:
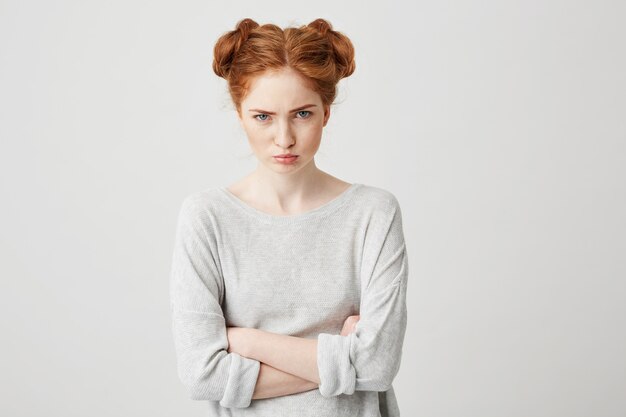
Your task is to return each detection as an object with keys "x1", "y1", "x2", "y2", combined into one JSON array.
[{"x1": 274, "y1": 119, "x2": 295, "y2": 149}]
